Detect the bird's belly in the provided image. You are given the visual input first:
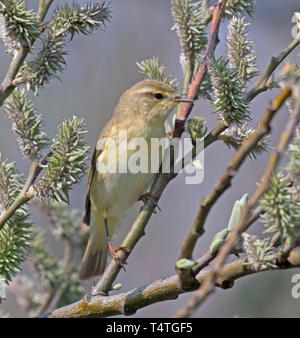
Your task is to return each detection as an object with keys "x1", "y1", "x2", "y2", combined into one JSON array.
[
  {"x1": 90, "y1": 124, "x2": 166, "y2": 217},
  {"x1": 91, "y1": 171, "x2": 155, "y2": 216}
]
